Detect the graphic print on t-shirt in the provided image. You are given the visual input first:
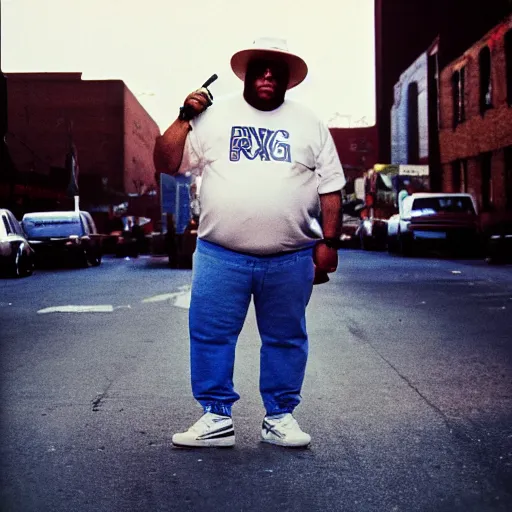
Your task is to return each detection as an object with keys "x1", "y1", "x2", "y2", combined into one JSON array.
[{"x1": 229, "y1": 126, "x2": 291, "y2": 163}]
